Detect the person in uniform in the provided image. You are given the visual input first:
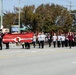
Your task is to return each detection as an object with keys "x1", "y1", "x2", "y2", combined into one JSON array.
[
  {"x1": 74, "y1": 34, "x2": 76, "y2": 46},
  {"x1": 37, "y1": 32, "x2": 41, "y2": 48},
  {"x1": 67, "y1": 32, "x2": 74, "y2": 48},
  {"x1": 32, "y1": 33, "x2": 36, "y2": 48},
  {"x1": 65, "y1": 34, "x2": 69, "y2": 47},
  {"x1": 3, "y1": 31, "x2": 9, "y2": 49},
  {"x1": 21, "y1": 42, "x2": 25, "y2": 49},
  {"x1": 40, "y1": 32, "x2": 46, "y2": 48},
  {"x1": 47, "y1": 33, "x2": 52, "y2": 47},
  {"x1": 57, "y1": 34, "x2": 61, "y2": 47},
  {"x1": 0, "y1": 30, "x2": 3, "y2": 50},
  {"x1": 52, "y1": 33, "x2": 57, "y2": 48},
  {"x1": 61, "y1": 34, "x2": 65, "y2": 47}
]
